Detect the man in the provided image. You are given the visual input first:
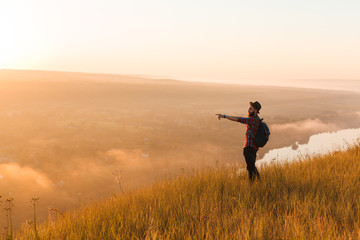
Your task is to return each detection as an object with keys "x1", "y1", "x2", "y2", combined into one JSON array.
[{"x1": 216, "y1": 101, "x2": 262, "y2": 183}]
